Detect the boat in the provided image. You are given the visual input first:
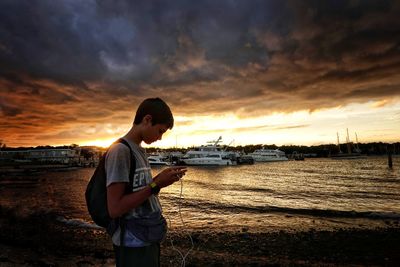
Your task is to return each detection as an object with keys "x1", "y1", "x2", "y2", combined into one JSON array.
[
  {"x1": 180, "y1": 153, "x2": 234, "y2": 166},
  {"x1": 237, "y1": 154, "x2": 255, "y2": 165},
  {"x1": 166, "y1": 151, "x2": 184, "y2": 165},
  {"x1": 289, "y1": 151, "x2": 305, "y2": 161},
  {"x1": 180, "y1": 137, "x2": 237, "y2": 166},
  {"x1": 330, "y1": 129, "x2": 367, "y2": 160},
  {"x1": 147, "y1": 154, "x2": 170, "y2": 166},
  {"x1": 248, "y1": 148, "x2": 288, "y2": 162}
]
